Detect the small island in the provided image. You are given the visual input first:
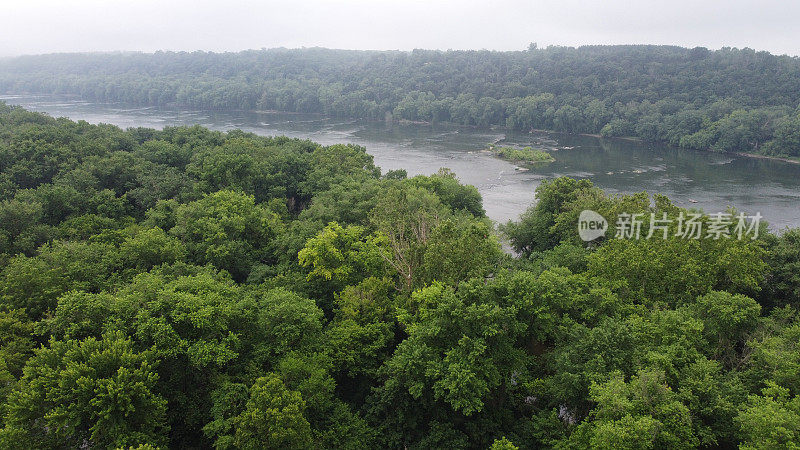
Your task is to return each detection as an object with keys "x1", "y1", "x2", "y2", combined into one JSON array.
[{"x1": 489, "y1": 145, "x2": 555, "y2": 166}]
